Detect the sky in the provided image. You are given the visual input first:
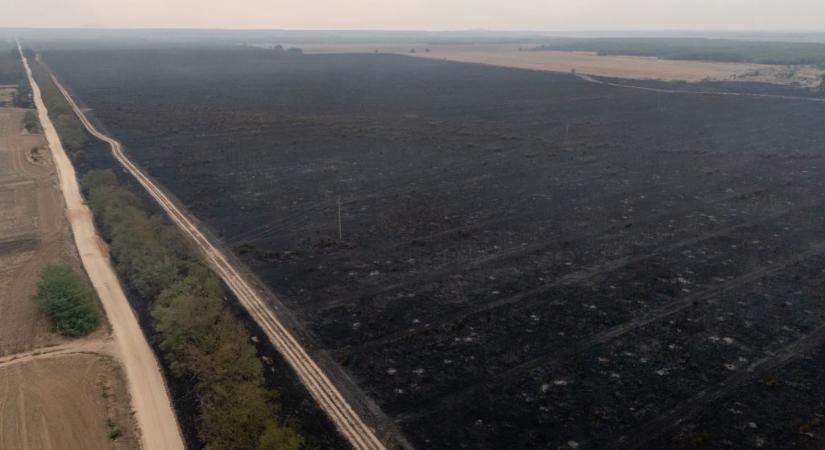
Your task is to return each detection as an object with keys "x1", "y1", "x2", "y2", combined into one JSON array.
[{"x1": 4, "y1": 0, "x2": 825, "y2": 31}]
